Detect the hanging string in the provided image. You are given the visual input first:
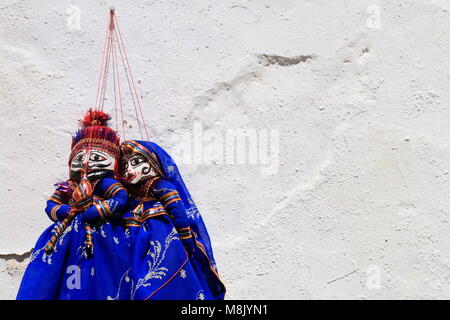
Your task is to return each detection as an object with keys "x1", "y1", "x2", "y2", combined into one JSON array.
[
  {"x1": 113, "y1": 13, "x2": 150, "y2": 141},
  {"x1": 94, "y1": 8, "x2": 150, "y2": 141},
  {"x1": 99, "y1": 10, "x2": 115, "y2": 112},
  {"x1": 112, "y1": 40, "x2": 118, "y2": 133},
  {"x1": 114, "y1": 26, "x2": 144, "y2": 140},
  {"x1": 95, "y1": 13, "x2": 113, "y2": 110},
  {"x1": 111, "y1": 18, "x2": 126, "y2": 139},
  {"x1": 99, "y1": 45, "x2": 112, "y2": 112}
]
